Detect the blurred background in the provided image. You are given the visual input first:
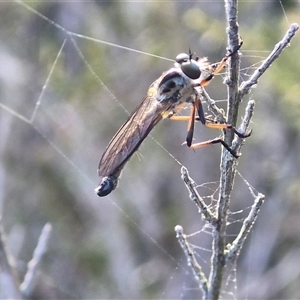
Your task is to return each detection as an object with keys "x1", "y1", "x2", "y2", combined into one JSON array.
[{"x1": 0, "y1": 1, "x2": 300, "y2": 299}]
